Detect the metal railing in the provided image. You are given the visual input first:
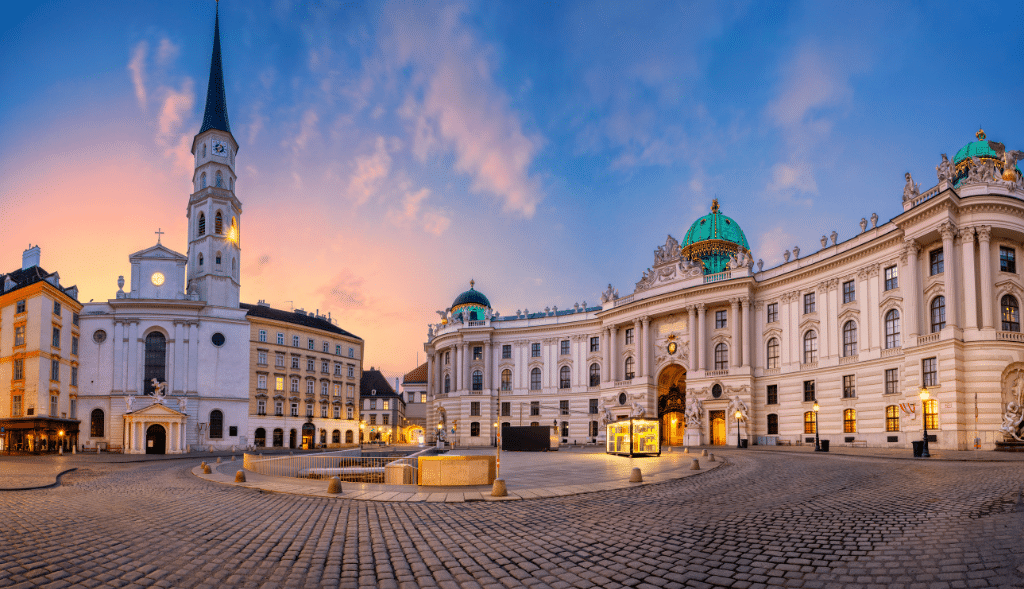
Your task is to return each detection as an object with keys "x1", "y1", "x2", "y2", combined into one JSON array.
[
  {"x1": 243, "y1": 450, "x2": 429, "y2": 483},
  {"x1": 704, "y1": 270, "x2": 732, "y2": 284}
]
